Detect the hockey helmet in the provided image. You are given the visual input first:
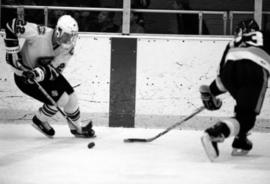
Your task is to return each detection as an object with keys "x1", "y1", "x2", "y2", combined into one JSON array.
[
  {"x1": 55, "y1": 15, "x2": 78, "y2": 48},
  {"x1": 236, "y1": 19, "x2": 259, "y2": 34},
  {"x1": 235, "y1": 19, "x2": 263, "y2": 47}
]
